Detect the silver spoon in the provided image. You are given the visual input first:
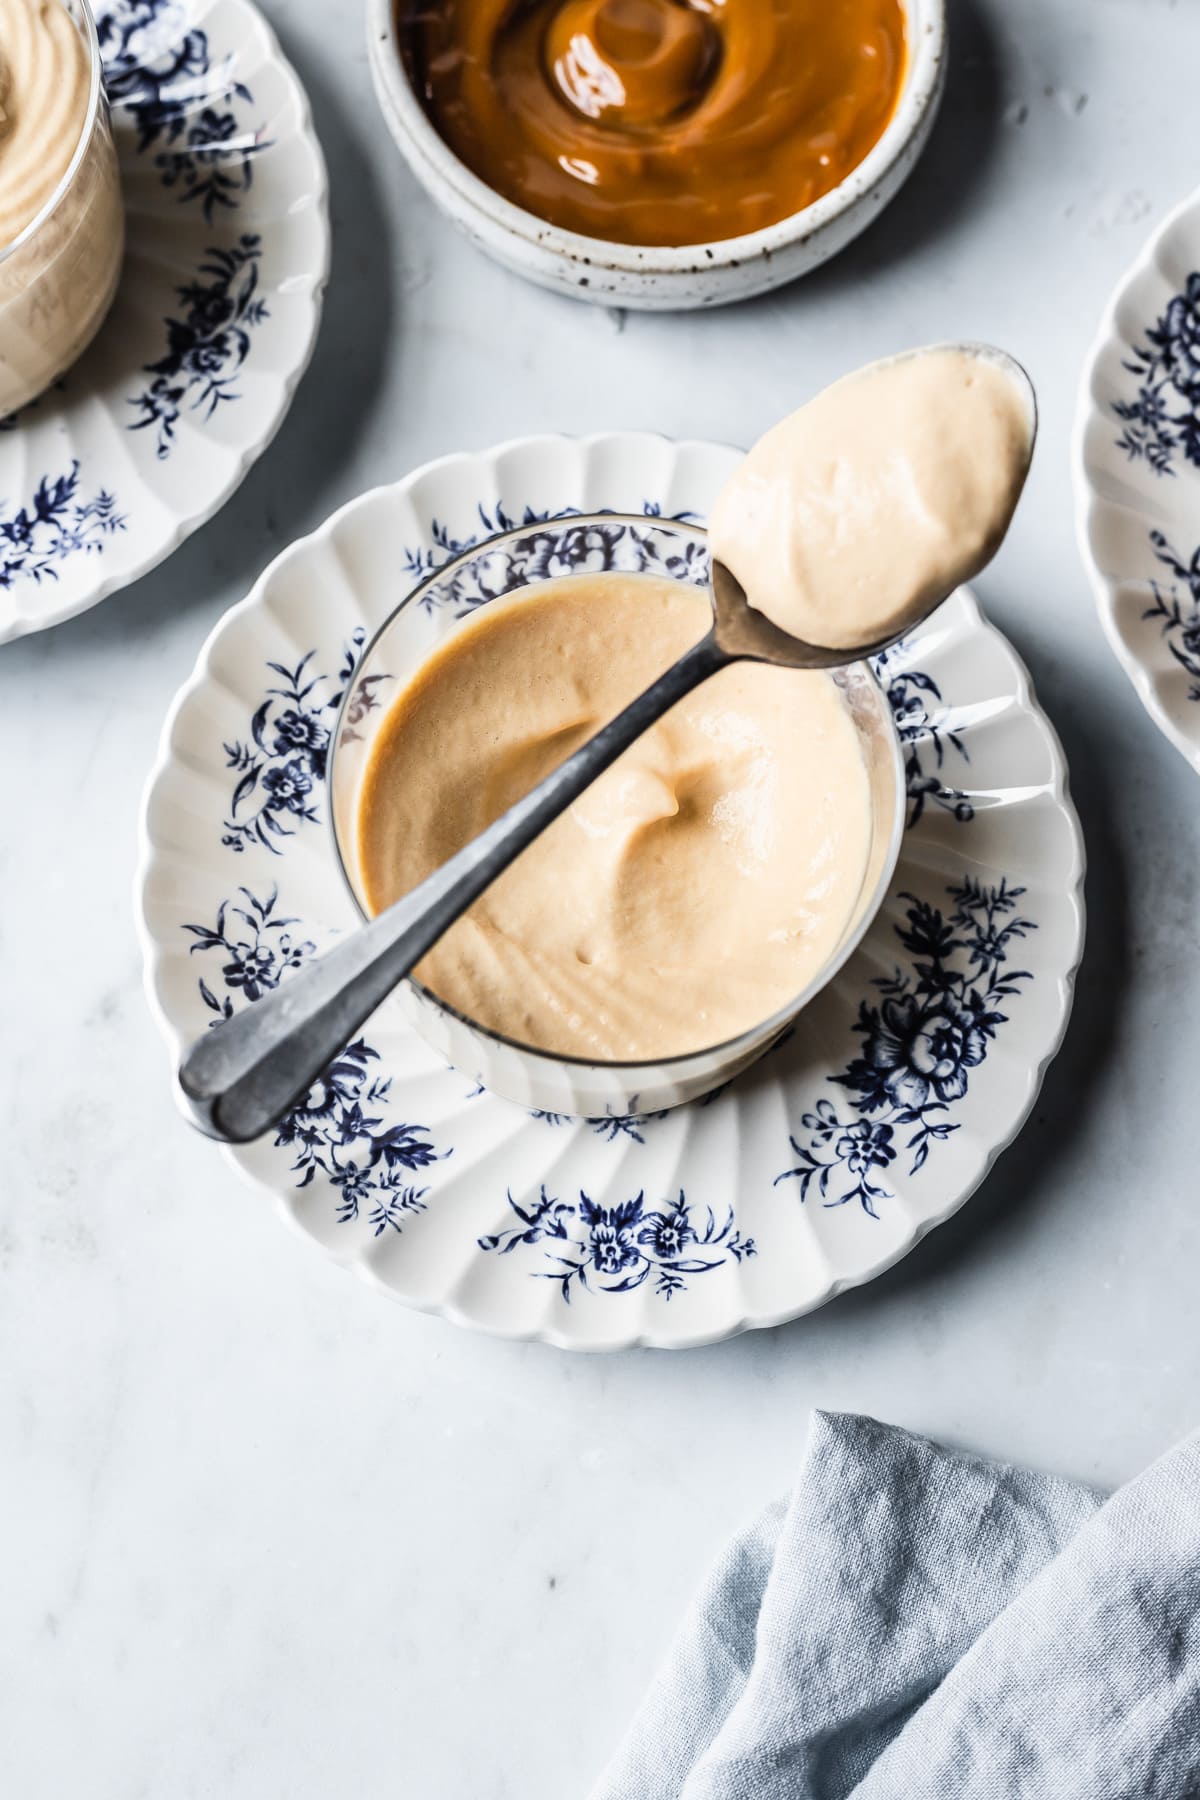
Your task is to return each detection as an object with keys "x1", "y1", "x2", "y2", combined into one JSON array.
[{"x1": 179, "y1": 347, "x2": 1036, "y2": 1143}]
